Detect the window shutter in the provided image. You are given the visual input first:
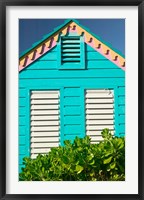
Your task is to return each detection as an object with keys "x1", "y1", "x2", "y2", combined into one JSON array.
[
  {"x1": 30, "y1": 91, "x2": 60, "y2": 159},
  {"x1": 85, "y1": 89, "x2": 114, "y2": 143}
]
